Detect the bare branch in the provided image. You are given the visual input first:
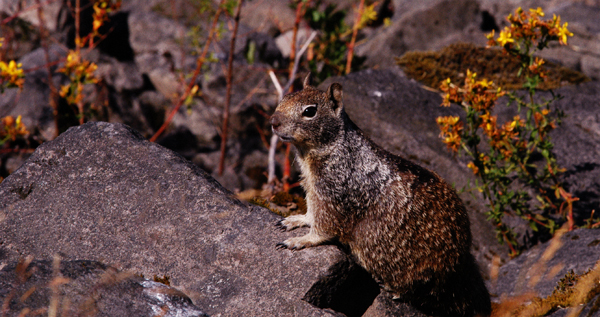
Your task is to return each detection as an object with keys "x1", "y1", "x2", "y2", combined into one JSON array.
[
  {"x1": 282, "y1": 30, "x2": 317, "y2": 94},
  {"x1": 267, "y1": 134, "x2": 279, "y2": 185},
  {"x1": 218, "y1": 0, "x2": 245, "y2": 176},
  {"x1": 346, "y1": 0, "x2": 365, "y2": 75},
  {"x1": 268, "y1": 70, "x2": 283, "y2": 101}
]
